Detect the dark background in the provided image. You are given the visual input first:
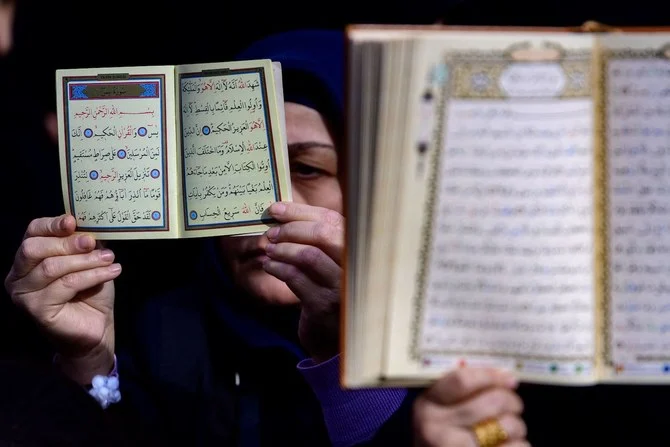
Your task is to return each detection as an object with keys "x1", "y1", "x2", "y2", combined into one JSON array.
[{"x1": 3, "y1": 0, "x2": 670, "y2": 445}]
